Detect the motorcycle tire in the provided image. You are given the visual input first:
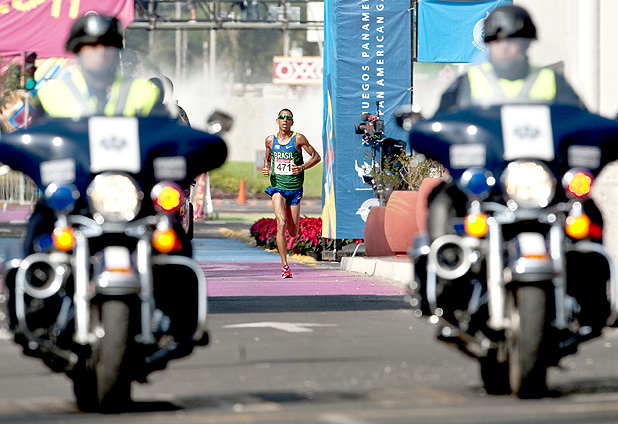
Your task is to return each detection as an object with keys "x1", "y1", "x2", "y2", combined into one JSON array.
[
  {"x1": 479, "y1": 351, "x2": 510, "y2": 395},
  {"x1": 72, "y1": 364, "x2": 98, "y2": 412},
  {"x1": 96, "y1": 299, "x2": 133, "y2": 411},
  {"x1": 507, "y1": 285, "x2": 549, "y2": 399}
]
